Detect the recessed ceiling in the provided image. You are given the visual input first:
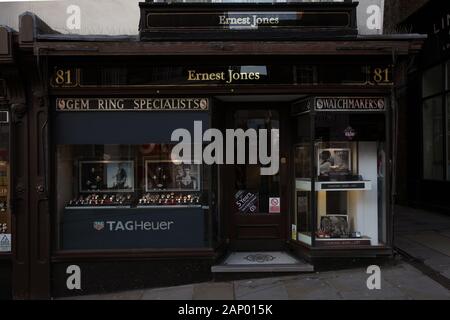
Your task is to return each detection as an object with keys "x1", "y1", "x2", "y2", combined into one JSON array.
[{"x1": 214, "y1": 95, "x2": 306, "y2": 102}]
